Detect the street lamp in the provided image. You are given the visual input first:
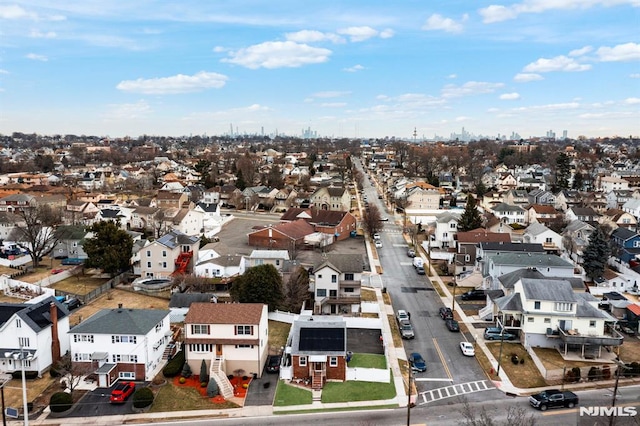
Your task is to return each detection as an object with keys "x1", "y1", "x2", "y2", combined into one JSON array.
[
  {"x1": 451, "y1": 277, "x2": 457, "y2": 312},
  {"x1": 0, "y1": 372, "x2": 12, "y2": 426},
  {"x1": 4, "y1": 348, "x2": 30, "y2": 426},
  {"x1": 609, "y1": 358, "x2": 630, "y2": 426},
  {"x1": 407, "y1": 360, "x2": 413, "y2": 426},
  {"x1": 495, "y1": 318, "x2": 506, "y2": 376}
]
